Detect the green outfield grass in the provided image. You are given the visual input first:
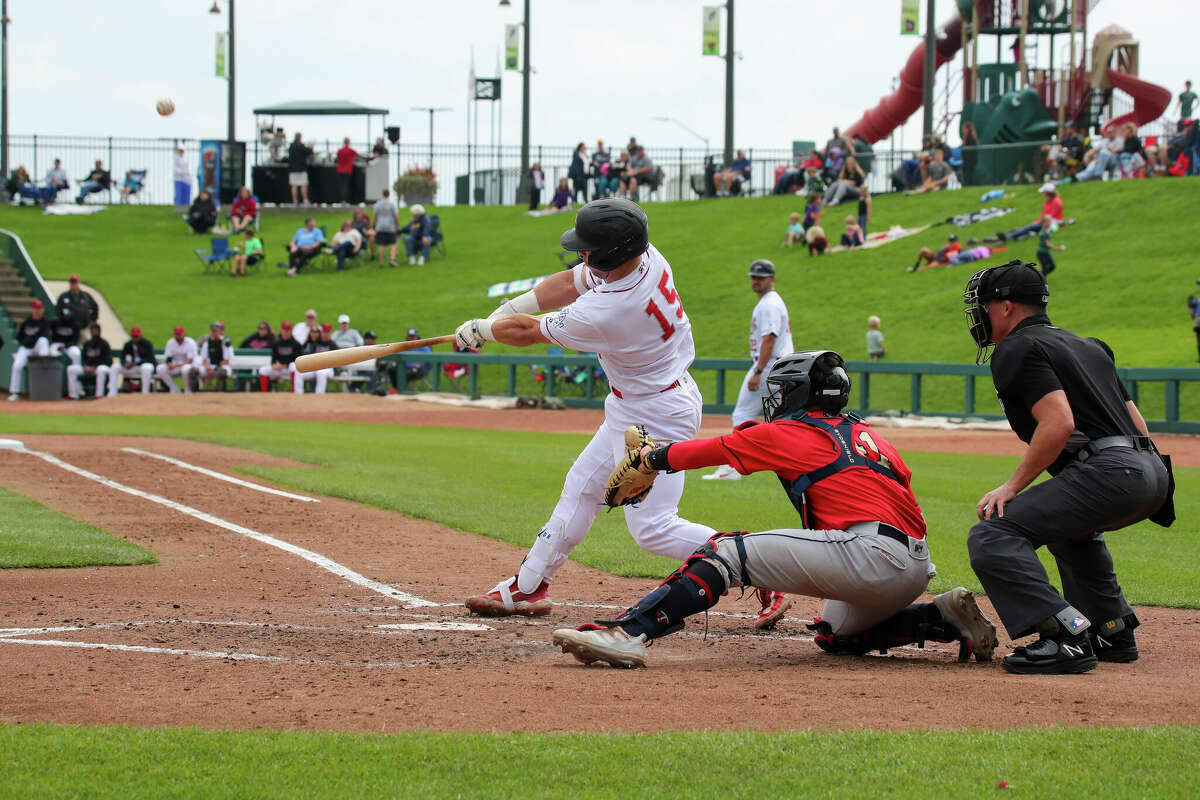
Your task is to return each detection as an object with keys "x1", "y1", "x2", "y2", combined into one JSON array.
[
  {"x1": 0, "y1": 179, "x2": 1191, "y2": 369},
  {"x1": 1, "y1": 413, "x2": 1193, "y2": 607},
  {"x1": 0, "y1": 486, "x2": 155, "y2": 569},
  {"x1": 1, "y1": 723, "x2": 1197, "y2": 799}
]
